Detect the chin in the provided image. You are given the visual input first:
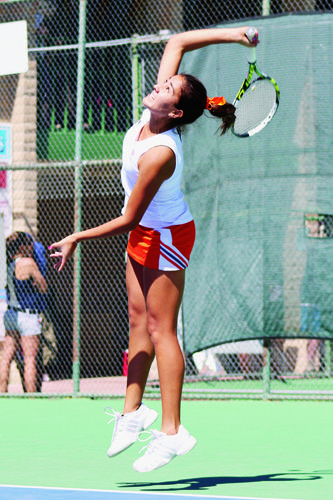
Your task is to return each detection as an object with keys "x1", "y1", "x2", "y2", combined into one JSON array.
[{"x1": 142, "y1": 96, "x2": 151, "y2": 107}]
